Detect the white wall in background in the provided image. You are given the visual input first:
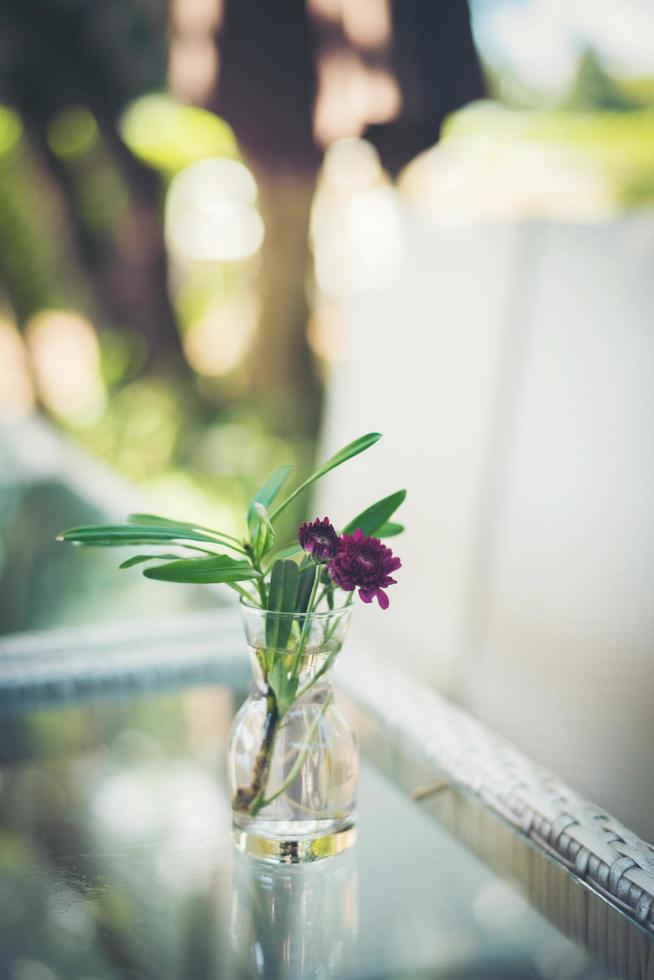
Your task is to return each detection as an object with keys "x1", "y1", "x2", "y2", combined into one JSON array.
[
  {"x1": 318, "y1": 209, "x2": 654, "y2": 840},
  {"x1": 462, "y1": 216, "x2": 654, "y2": 839},
  {"x1": 319, "y1": 213, "x2": 520, "y2": 690}
]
